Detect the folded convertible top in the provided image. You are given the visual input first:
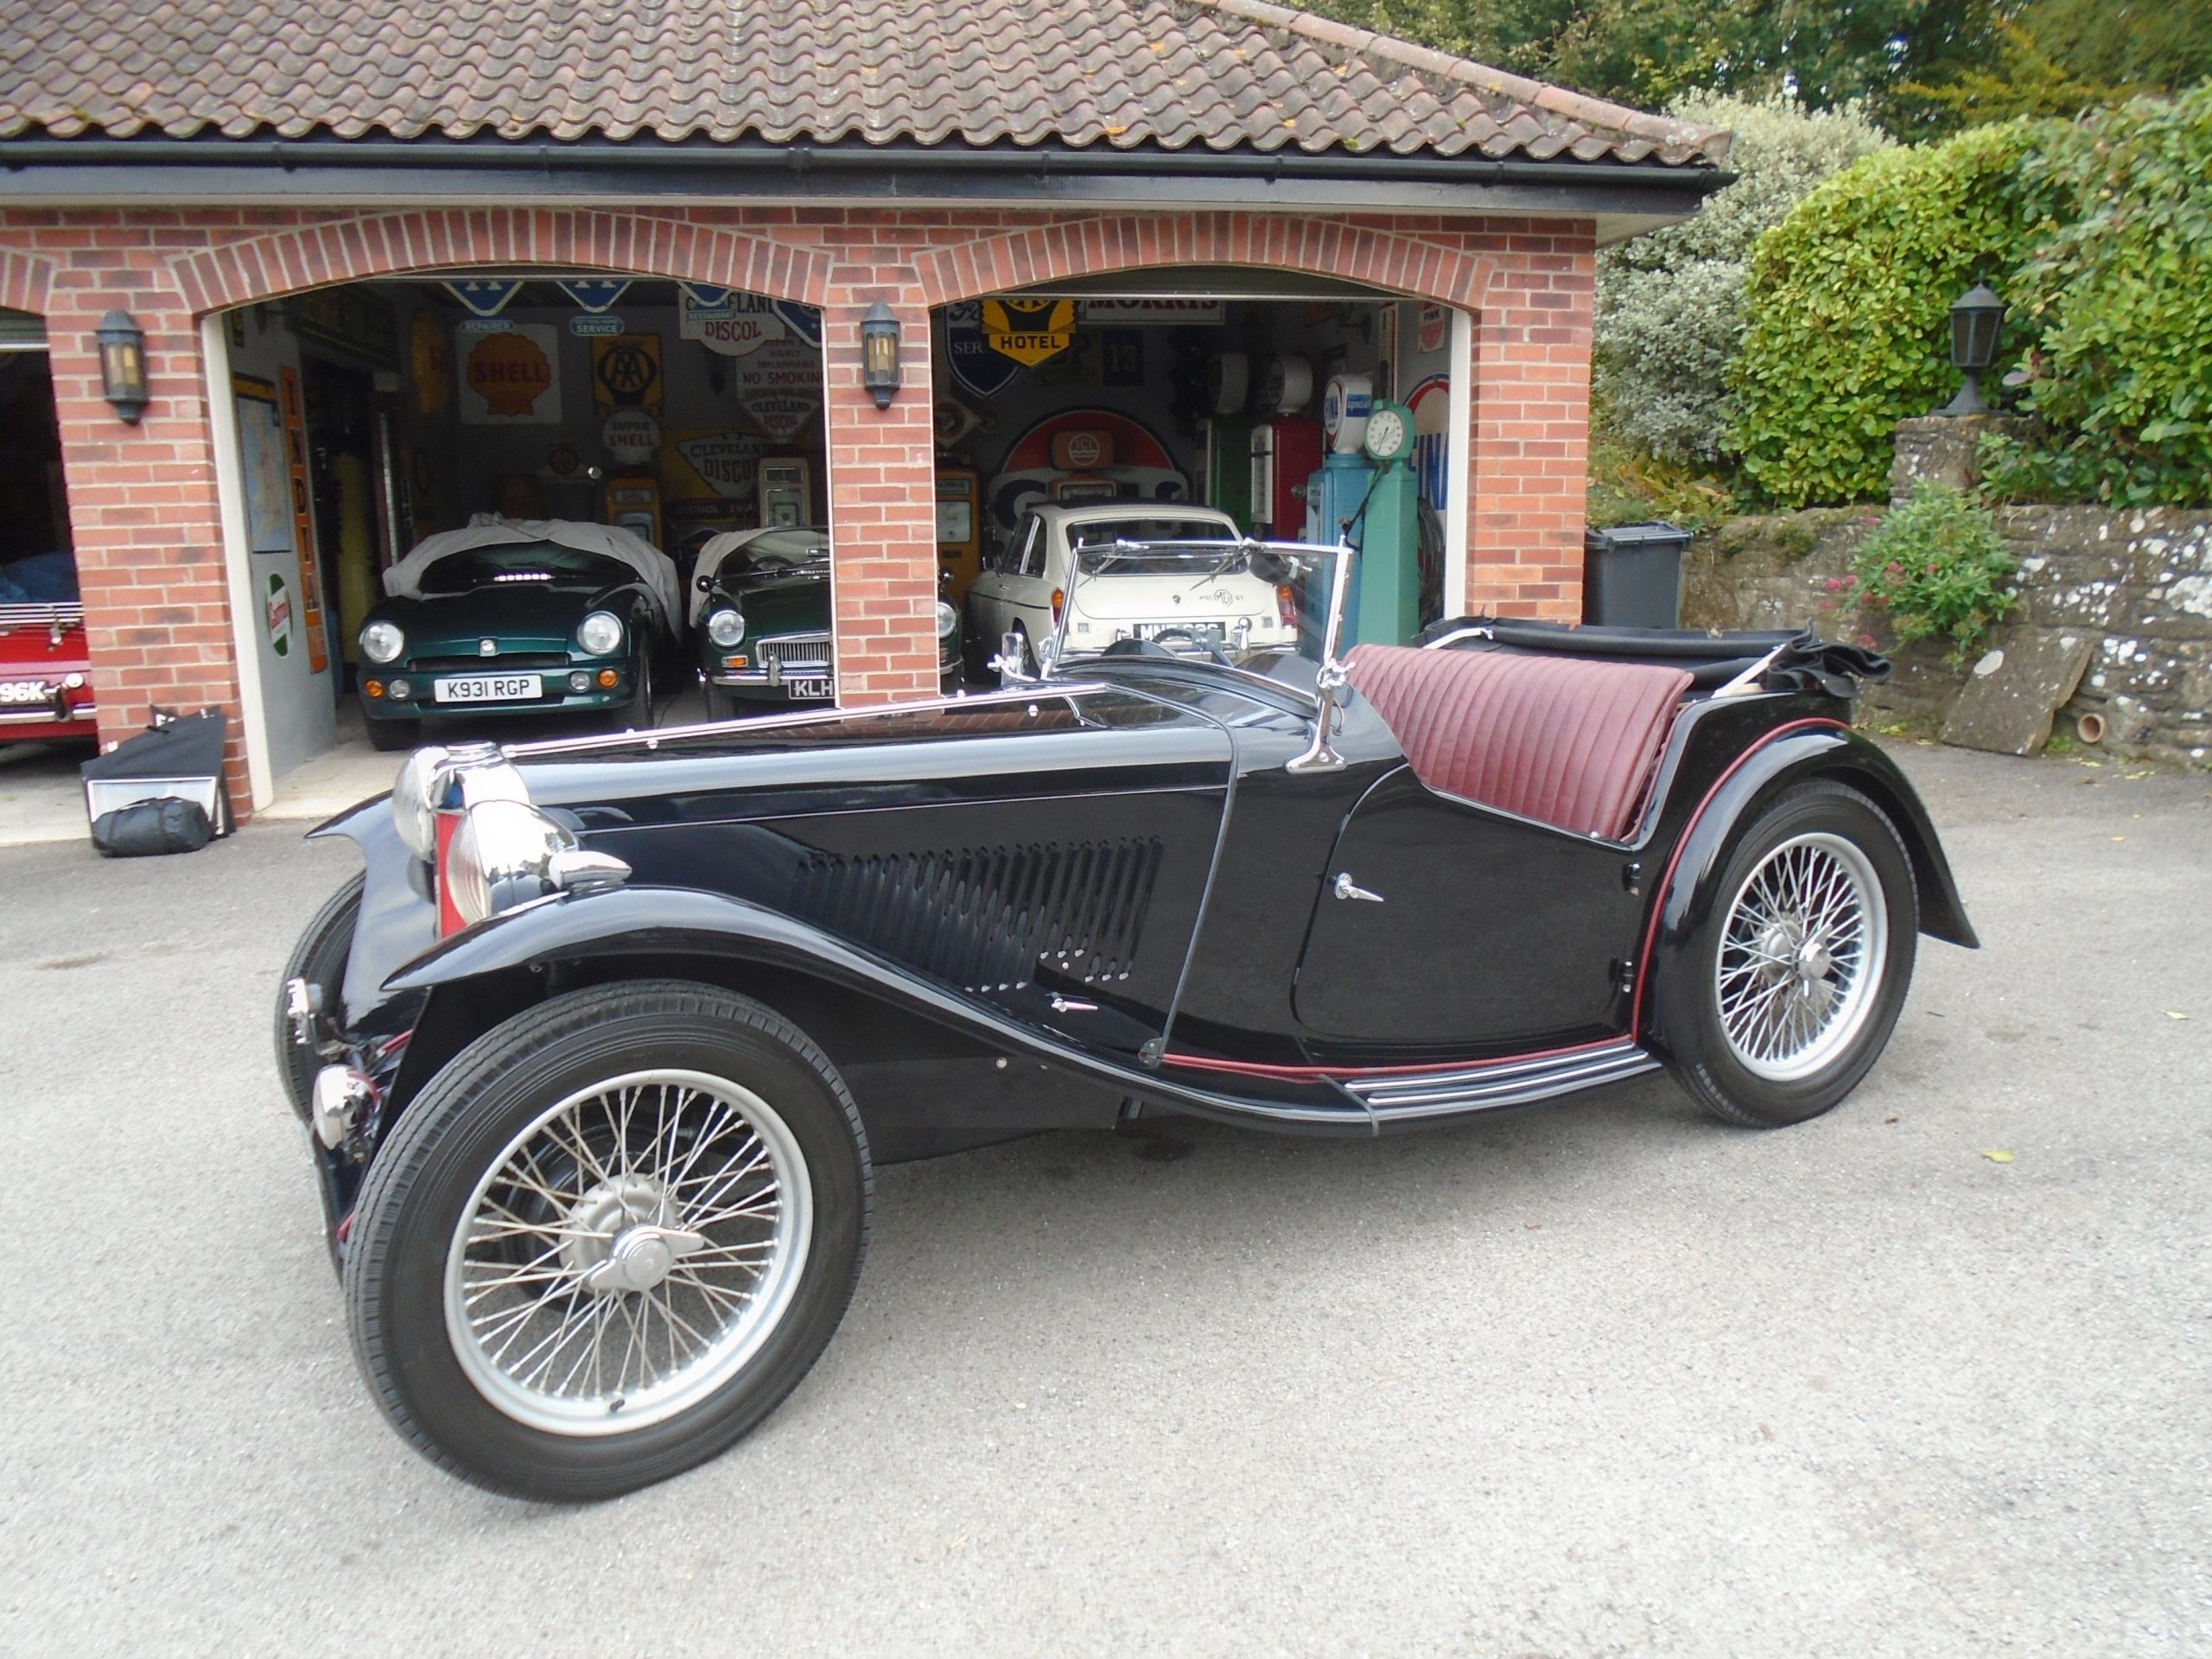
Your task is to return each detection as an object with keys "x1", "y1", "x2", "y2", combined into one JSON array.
[{"x1": 1414, "y1": 616, "x2": 1891, "y2": 698}]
